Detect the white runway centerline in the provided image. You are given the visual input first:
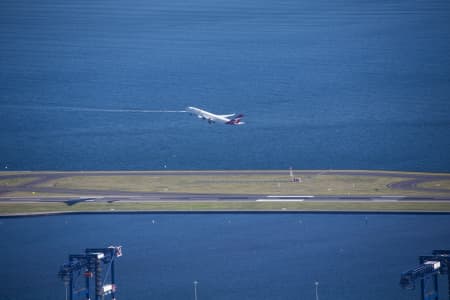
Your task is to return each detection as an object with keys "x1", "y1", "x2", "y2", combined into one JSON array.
[
  {"x1": 267, "y1": 195, "x2": 314, "y2": 198},
  {"x1": 256, "y1": 199, "x2": 305, "y2": 202}
]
